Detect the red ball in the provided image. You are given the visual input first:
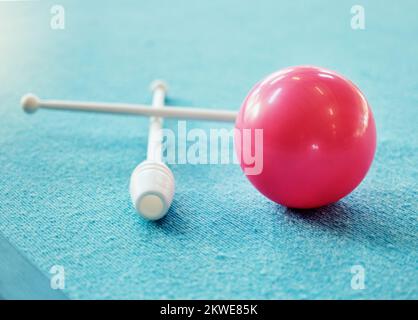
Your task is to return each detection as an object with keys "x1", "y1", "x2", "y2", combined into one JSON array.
[{"x1": 235, "y1": 66, "x2": 376, "y2": 209}]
